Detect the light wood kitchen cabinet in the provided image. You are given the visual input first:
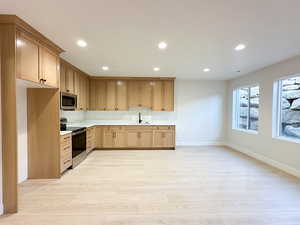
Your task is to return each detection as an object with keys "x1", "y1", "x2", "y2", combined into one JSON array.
[
  {"x1": 153, "y1": 126, "x2": 175, "y2": 148},
  {"x1": 152, "y1": 80, "x2": 174, "y2": 111},
  {"x1": 89, "y1": 79, "x2": 107, "y2": 110},
  {"x1": 16, "y1": 31, "x2": 59, "y2": 88},
  {"x1": 105, "y1": 80, "x2": 128, "y2": 111},
  {"x1": 60, "y1": 134, "x2": 72, "y2": 173},
  {"x1": 60, "y1": 62, "x2": 67, "y2": 92},
  {"x1": 128, "y1": 81, "x2": 152, "y2": 108},
  {"x1": 16, "y1": 32, "x2": 40, "y2": 83},
  {"x1": 95, "y1": 125, "x2": 175, "y2": 149},
  {"x1": 71, "y1": 77, "x2": 174, "y2": 112},
  {"x1": 40, "y1": 46, "x2": 59, "y2": 87},
  {"x1": 86, "y1": 77, "x2": 90, "y2": 110},
  {"x1": 86, "y1": 126, "x2": 96, "y2": 153},
  {"x1": 116, "y1": 81, "x2": 128, "y2": 110},
  {"x1": 65, "y1": 67, "x2": 75, "y2": 94},
  {"x1": 95, "y1": 126, "x2": 103, "y2": 148},
  {"x1": 106, "y1": 81, "x2": 116, "y2": 111},
  {"x1": 139, "y1": 130, "x2": 153, "y2": 148},
  {"x1": 102, "y1": 126, "x2": 127, "y2": 148}
]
